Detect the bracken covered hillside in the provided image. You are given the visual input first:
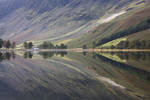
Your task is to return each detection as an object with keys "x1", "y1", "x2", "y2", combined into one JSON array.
[
  {"x1": 67, "y1": 2, "x2": 150, "y2": 49},
  {"x1": 0, "y1": 0, "x2": 144, "y2": 44}
]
